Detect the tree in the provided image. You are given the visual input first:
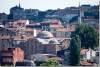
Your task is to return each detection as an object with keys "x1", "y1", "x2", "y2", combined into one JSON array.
[
  {"x1": 69, "y1": 35, "x2": 81, "y2": 66},
  {"x1": 71, "y1": 23, "x2": 99, "y2": 49},
  {"x1": 40, "y1": 59, "x2": 59, "y2": 66}
]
